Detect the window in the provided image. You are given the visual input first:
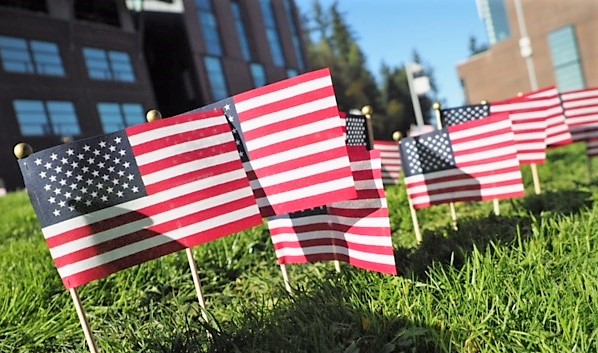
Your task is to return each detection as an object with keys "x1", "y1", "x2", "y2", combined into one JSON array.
[
  {"x1": 195, "y1": 0, "x2": 223, "y2": 56},
  {"x1": 97, "y1": 103, "x2": 145, "y2": 133},
  {"x1": 250, "y1": 63, "x2": 267, "y2": 87},
  {"x1": 478, "y1": 0, "x2": 511, "y2": 45},
  {"x1": 231, "y1": 1, "x2": 252, "y2": 61},
  {"x1": 204, "y1": 56, "x2": 228, "y2": 101},
  {"x1": 549, "y1": 26, "x2": 585, "y2": 91},
  {"x1": 83, "y1": 47, "x2": 135, "y2": 82},
  {"x1": 259, "y1": 0, "x2": 286, "y2": 67},
  {"x1": 282, "y1": 0, "x2": 305, "y2": 71},
  {"x1": 13, "y1": 100, "x2": 80, "y2": 136},
  {"x1": 0, "y1": 36, "x2": 64, "y2": 76}
]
